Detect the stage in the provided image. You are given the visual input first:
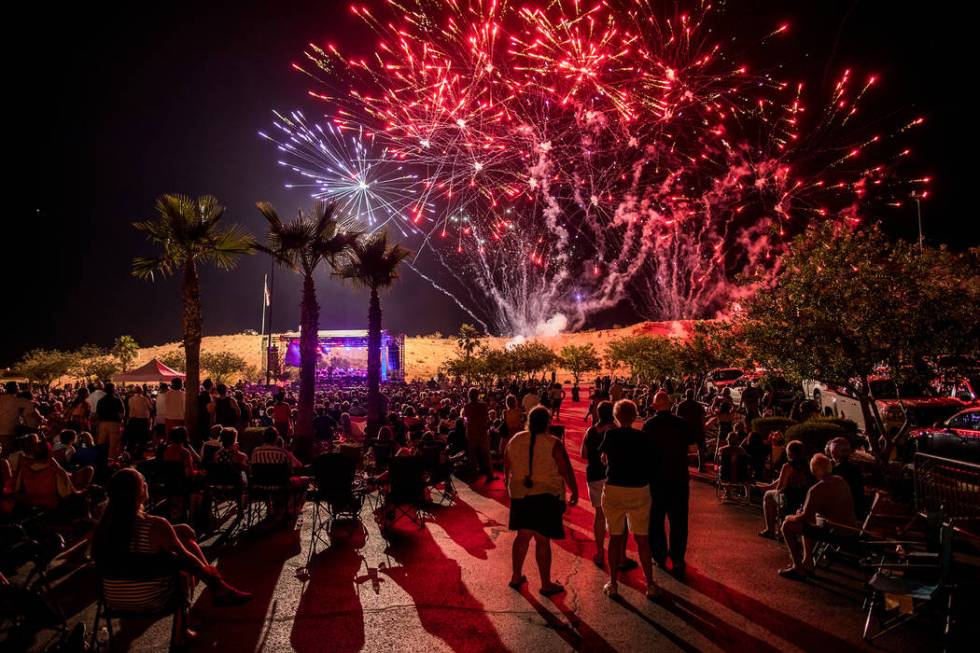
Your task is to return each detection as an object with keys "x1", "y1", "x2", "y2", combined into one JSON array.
[{"x1": 271, "y1": 329, "x2": 406, "y2": 382}]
